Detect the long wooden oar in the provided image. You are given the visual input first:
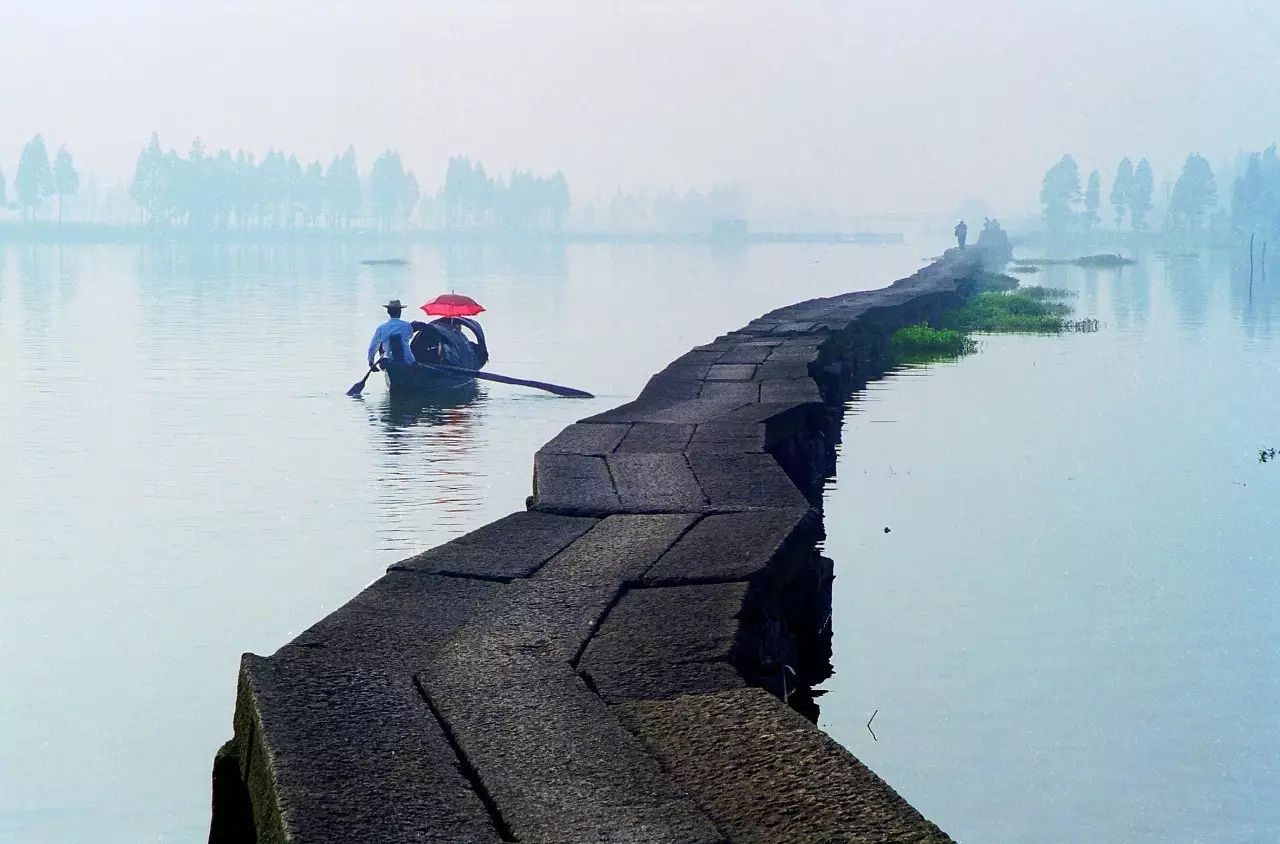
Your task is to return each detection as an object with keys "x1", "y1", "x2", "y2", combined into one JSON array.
[
  {"x1": 422, "y1": 363, "x2": 594, "y2": 398},
  {"x1": 346, "y1": 365, "x2": 379, "y2": 396}
]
